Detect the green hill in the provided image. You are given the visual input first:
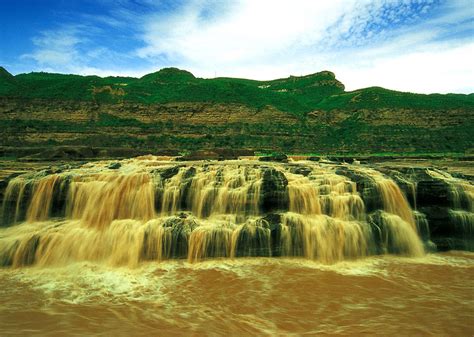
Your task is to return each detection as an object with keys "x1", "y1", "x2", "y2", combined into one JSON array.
[
  {"x1": 315, "y1": 86, "x2": 474, "y2": 111},
  {"x1": 0, "y1": 66, "x2": 473, "y2": 156},
  {"x1": 0, "y1": 66, "x2": 19, "y2": 96},
  {"x1": 3, "y1": 67, "x2": 473, "y2": 115},
  {"x1": 3, "y1": 67, "x2": 473, "y2": 116},
  {"x1": 3, "y1": 67, "x2": 349, "y2": 116}
]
